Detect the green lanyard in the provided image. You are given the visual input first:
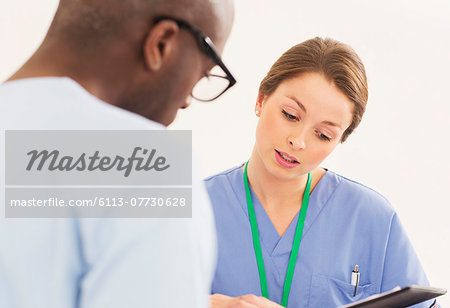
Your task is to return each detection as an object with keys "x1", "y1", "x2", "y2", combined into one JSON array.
[{"x1": 243, "y1": 161, "x2": 312, "y2": 307}]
